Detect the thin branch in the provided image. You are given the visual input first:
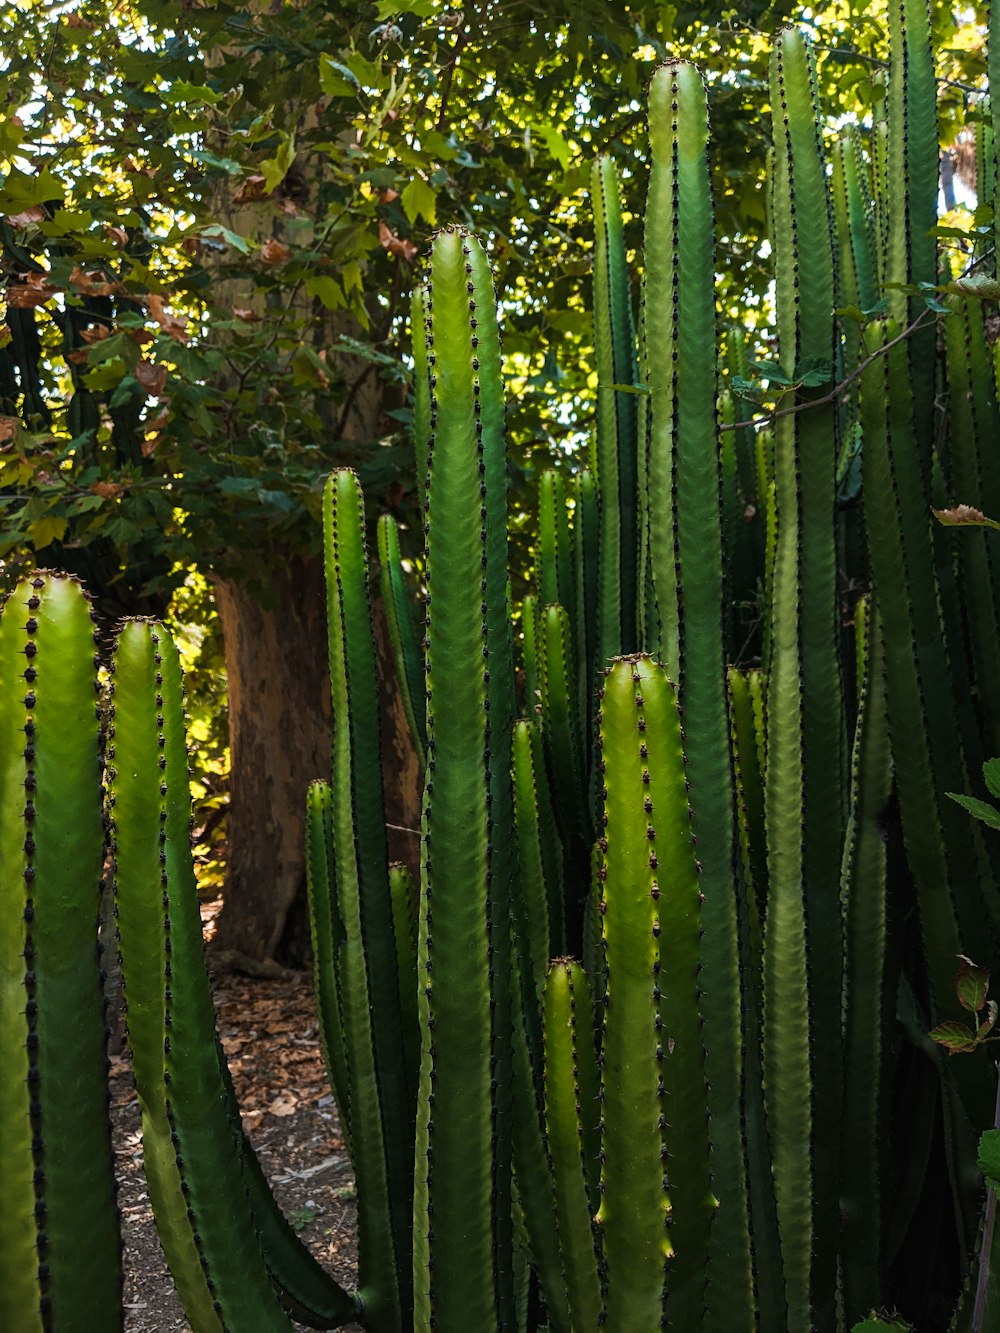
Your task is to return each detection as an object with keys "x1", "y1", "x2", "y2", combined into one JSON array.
[{"x1": 720, "y1": 309, "x2": 933, "y2": 433}]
